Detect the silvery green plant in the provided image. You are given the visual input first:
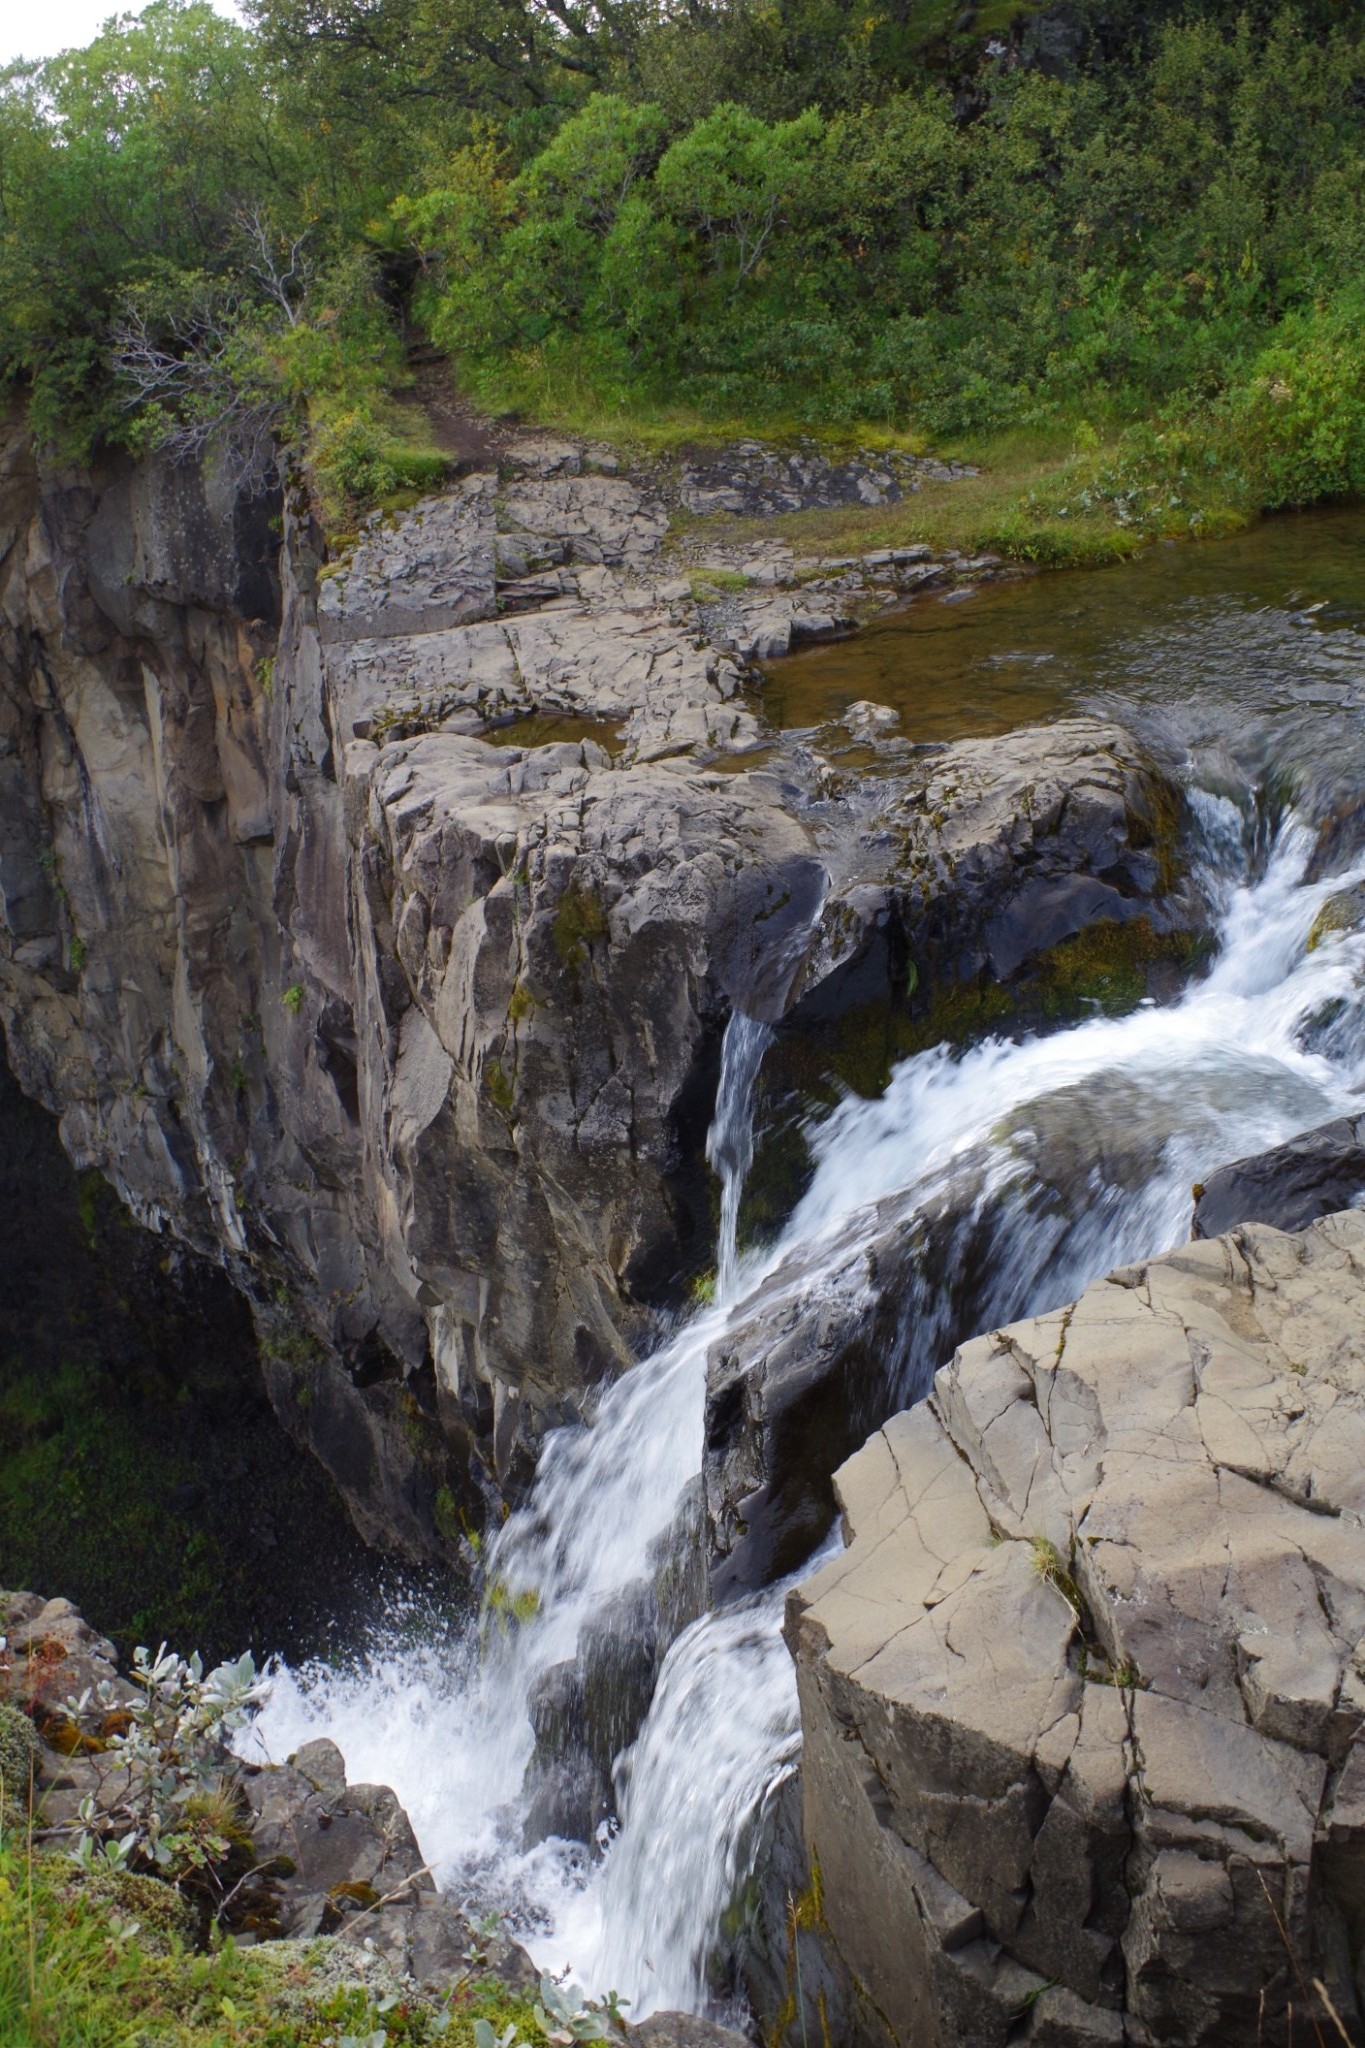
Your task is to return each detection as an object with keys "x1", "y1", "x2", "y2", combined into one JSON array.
[
  {"x1": 533, "y1": 1972, "x2": 625, "y2": 2044},
  {"x1": 474, "y1": 2022, "x2": 521, "y2": 2048},
  {"x1": 65, "y1": 1644, "x2": 266, "y2": 1883}
]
